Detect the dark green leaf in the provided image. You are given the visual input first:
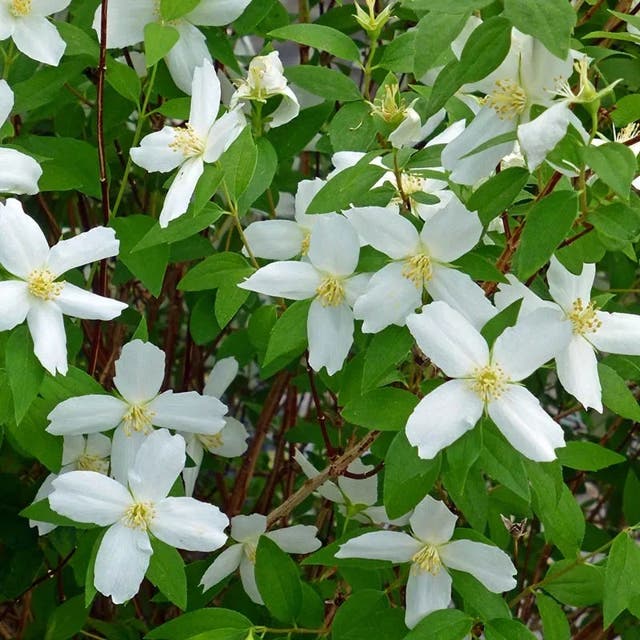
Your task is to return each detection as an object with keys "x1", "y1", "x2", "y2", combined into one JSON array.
[
  {"x1": 45, "y1": 594, "x2": 88, "y2": 640},
  {"x1": 285, "y1": 65, "x2": 362, "y2": 102},
  {"x1": 220, "y1": 127, "x2": 257, "y2": 203},
  {"x1": 598, "y1": 362, "x2": 640, "y2": 422},
  {"x1": 536, "y1": 593, "x2": 570, "y2": 640},
  {"x1": 179, "y1": 252, "x2": 253, "y2": 292},
  {"x1": 583, "y1": 142, "x2": 637, "y2": 200},
  {"x1": 263, "y1": 299, "x2": 311, "y2": 367},
  {"x1": 556, "y1": 441, "x2": 625, "y2": 471},
  {"x1": 603, "y1": 532, "x2": 640, "y2": 627},
  {"x1": 404, "y1": 609, "x2": 472, "y2": 640},
  {"x1": 268, "y1": 24, "x2": 361, "y2": 62},
  {"x1": 6, "y1": 325, "x2": 44, "y2": 424},
  {"x1": 147, "y1": 538, "x2": 187, "y2": 610},
  {"x1": 145, "y1": 608, "x2": 252, "y2": 639},
  {"x1": 332, "y1": 590, "x2": 407, "y2": 640},
  {"x1": 144, "y1": 23, "x2": 179, "y2": 67},
  {"x1": 342, "y1": 388, "x2": 418, "y2": 432}
]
